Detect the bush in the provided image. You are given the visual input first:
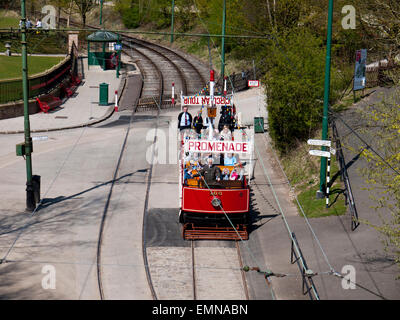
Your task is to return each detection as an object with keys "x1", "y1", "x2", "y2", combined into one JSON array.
[
  {"x1": 265, "y1": 29, "x2": 344, "y2": 154},
  {"x1": 121, "y1": 6, "x2": 140, "y2": 29}
]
